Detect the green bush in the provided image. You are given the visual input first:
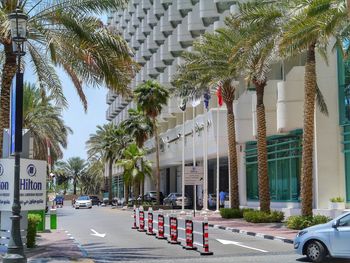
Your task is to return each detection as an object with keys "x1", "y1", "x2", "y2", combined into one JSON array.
[
  {"x1": 27, "y1": 214, "x2": 42, "y2": 248},
  {"x1": 286, "y1": 215, "x2": 331, "y2": 230},
  {"x1": 220, "y1": 208, "x2": 243, "y2": 219},
  {"x1": 330, "y1": 197, "x2": 344, "y2": 203},
  {"x1": 243, "y1": 210, "x2": 284, "y2": 223}
]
